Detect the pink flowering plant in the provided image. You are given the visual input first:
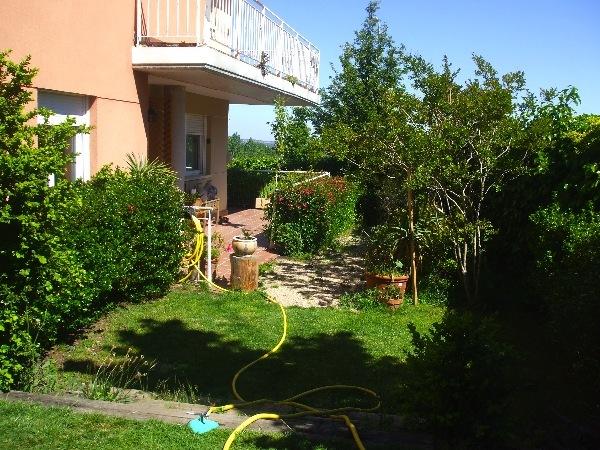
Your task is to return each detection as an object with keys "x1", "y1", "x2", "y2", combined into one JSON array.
[{"x1": 265, "y1": 176, "x2": 358, "y2": 255}]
